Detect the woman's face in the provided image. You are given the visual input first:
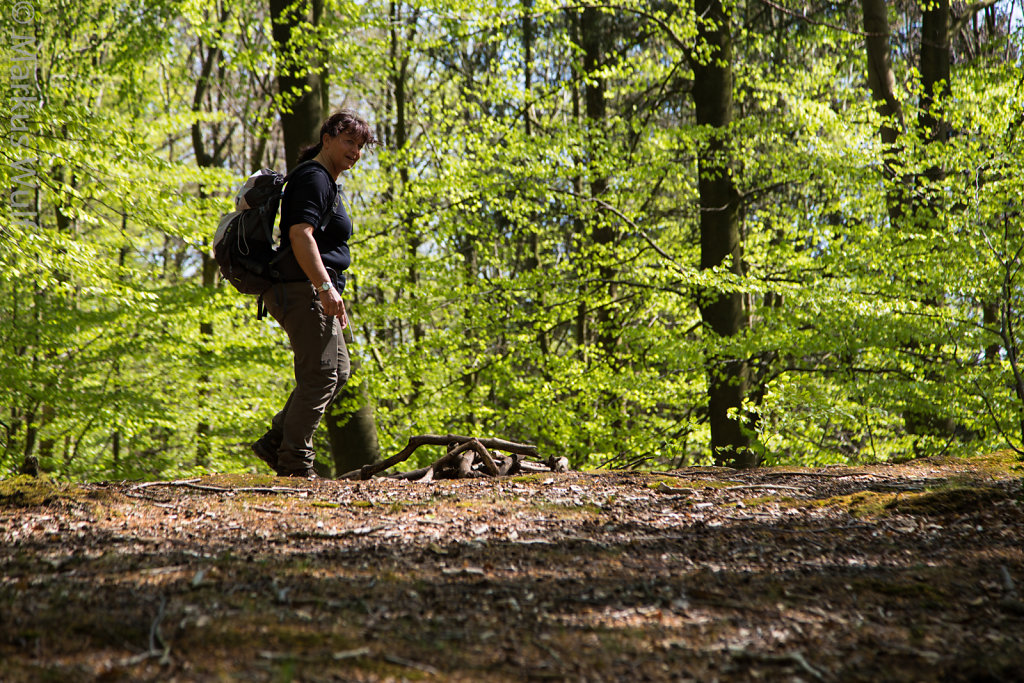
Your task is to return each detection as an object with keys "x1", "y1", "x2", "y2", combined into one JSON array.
[{"x1": 324, "y1": 130, "x2": 364, "y2": 172}]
